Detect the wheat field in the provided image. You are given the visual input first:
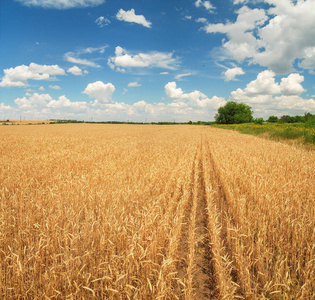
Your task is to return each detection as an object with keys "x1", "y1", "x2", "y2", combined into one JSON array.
[{"x1": 0, "y1": 124, "x2": 314, "y2": 299}]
